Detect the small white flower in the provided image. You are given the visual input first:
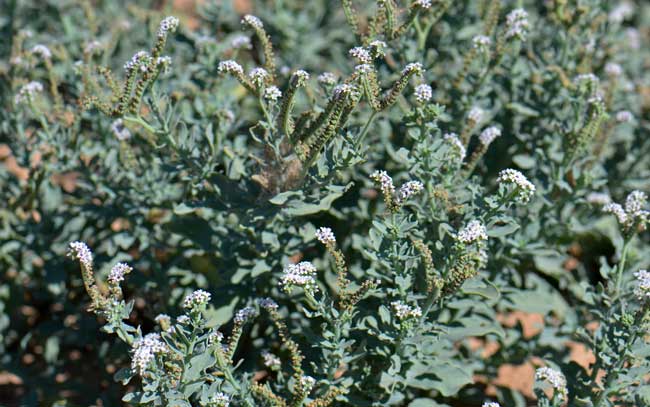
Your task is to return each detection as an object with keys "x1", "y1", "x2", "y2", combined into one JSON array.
[
  {"x1": 443, "y1": 133, "x2": 466, "y2": 161},
  {"x1": 249, "y1": 67, "x2": 269, "y2": 87},
  {"x1": 414, "y1": 84, "x2": 432, "y2": 104},
  {"x1": 370, "y1": 170, "x2": 396, "y2": 197},
  {"x1": 14, "y1": 81, "x2": 44, "y2": 105},
  {"x1": 182, "y1": 289, "x2": 212, "y2": 310},
  {"x1": 111, "y1": 119, "x2": 132, "y2": 141},
  {"x1": 349, "y1": 46, "x2": 372, "y2": 64},
  {"x1": 634, "y1": 270, "x2": 650, "y2": 301},
  {"x1": 586, "y1": 192, "x2": 611, "y2": 205},
  {"x1": 456, "y1": 220, "x2": 488, "y2": 244},
  {"x1": 603, "y1": 202, "x2": 628, "y2": 225},
  {"x1": 616, "y1": 110, "x2": 633, "y2": 123},
  {"x1": 482, "y1": 402, "x2": 500, "y2": 407},
  {"x1": 535, "y1": 367, "x2": 568, "y2": 399},
  {"x1": 262, "y1": 350, "x2": 281, "y2": 369},
  {"x1": 231, "y1": 35, "x2": 252, "y2": 49},
  {"x1": 108, "y1": 262, "x2": 132, "y2": 284},
  {"x1": 391, "y1": 301, "x2": 422, "y2": 320},
  {"x1": 625, "y1": 190, "x2": 647, "y2": 216},
  {"x1": 177, "y1": 315, "x2": 190, "y2": 324},
  {"x1": 158, "y1": 16, "x2": 180, "y2": 38},
  {"x1": 397, "y1": 181, "x2": 424, "y2": 203},
  {"x1": 472, "y1": 35, "x2": 491, "y2": 51},
  {"x1": 355, "y1": 64, "x2": 373, "y2": 74},
  {"x1": 315, "y1": 227, "x2": 336, "y2": 245},
  {"x1": 479, "y1": 126, "x2": 501, "y2": 146},
  {"x1": 218, "y1": 60, "x2": 244, "y2": 76},
  {"x1": 574, "y1": 73, "x2": 599, "y2": 89},
  {"x1": 124, "y1": 50, "x2": 151, "y2": 72},
  {"x1": 207, "y1": 330, "x2": 224, "y2": 345},
  {"x1": 609, "y1": 2, "x2": 635, "y2": 24},
  {"x1": 497, "y1": 169, "x2": 536, "y2": 203},
  {"x1": 154, "y1": 314, "x2": 170, "y2": 325},
  {"x1": 241, "y1": 14, "x2": 264, "y2": 29},
  {"x1": 468, "y1": 107, "x2": 484, "y2": 124},
  {"x1": 68, "y1": 241, "x2": 93, "y2": 270},
  {"x1": 280, "y1": 262, "x2": 319, "y2": 294},
  {"x1": 505, "y1": 8, "x2": 530, "y2": 41},
  {"x1": 402, "y1": 62, "x2": 424, "y2": 76},
  {"x1": 414, "y1": 0, "x2": 432, "y2": 8},
  {"x1": 256, "y1": 297, "x2": 278, "y2": 310},
  {"x1": 368, "y1": 40, "x2": 387, "y2": 57},
  {"x1": 333, "y1": 83, "x2": 358, "y2": 98},
  {"x1": 131, "y1": 333, "x2": 168, "y2": 375},
  {"x1": 292, "y1": 69, "x2": 310, "y2": 85},
  {"x1": 625, "y1": 28, "x2": 641, "y2": 49},
  {"x1": 264, "y1": 86, "x2": 282, "y2": 101},
  {"x1": 234, "y1": 306, "x2": 257, "y2": 324},
  {"x1": 207, "y1": 392, "x2": 230, "y2": 407},
  {"x1": 317, "y1": 72, "x2": 337, "y2": 86},
  {"x1": 31, "y1": 44, "x2": 52, "y2": 59},
  {"x1": 299, "y1": 375, "x2": 316, "y2": 392},
  {"x1": 84, "y1": 41, "x2": 102, "y2": 54},
  {"x1": 605, "y1": 62, "x2": 623, "y2": 77}
]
